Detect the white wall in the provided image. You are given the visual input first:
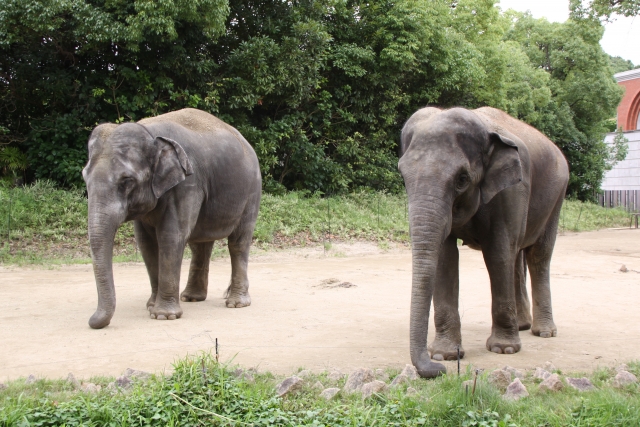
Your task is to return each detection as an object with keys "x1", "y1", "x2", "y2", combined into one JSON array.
[{"x1": 602, "y1": 130, "x2": 640, "y2": 190}]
